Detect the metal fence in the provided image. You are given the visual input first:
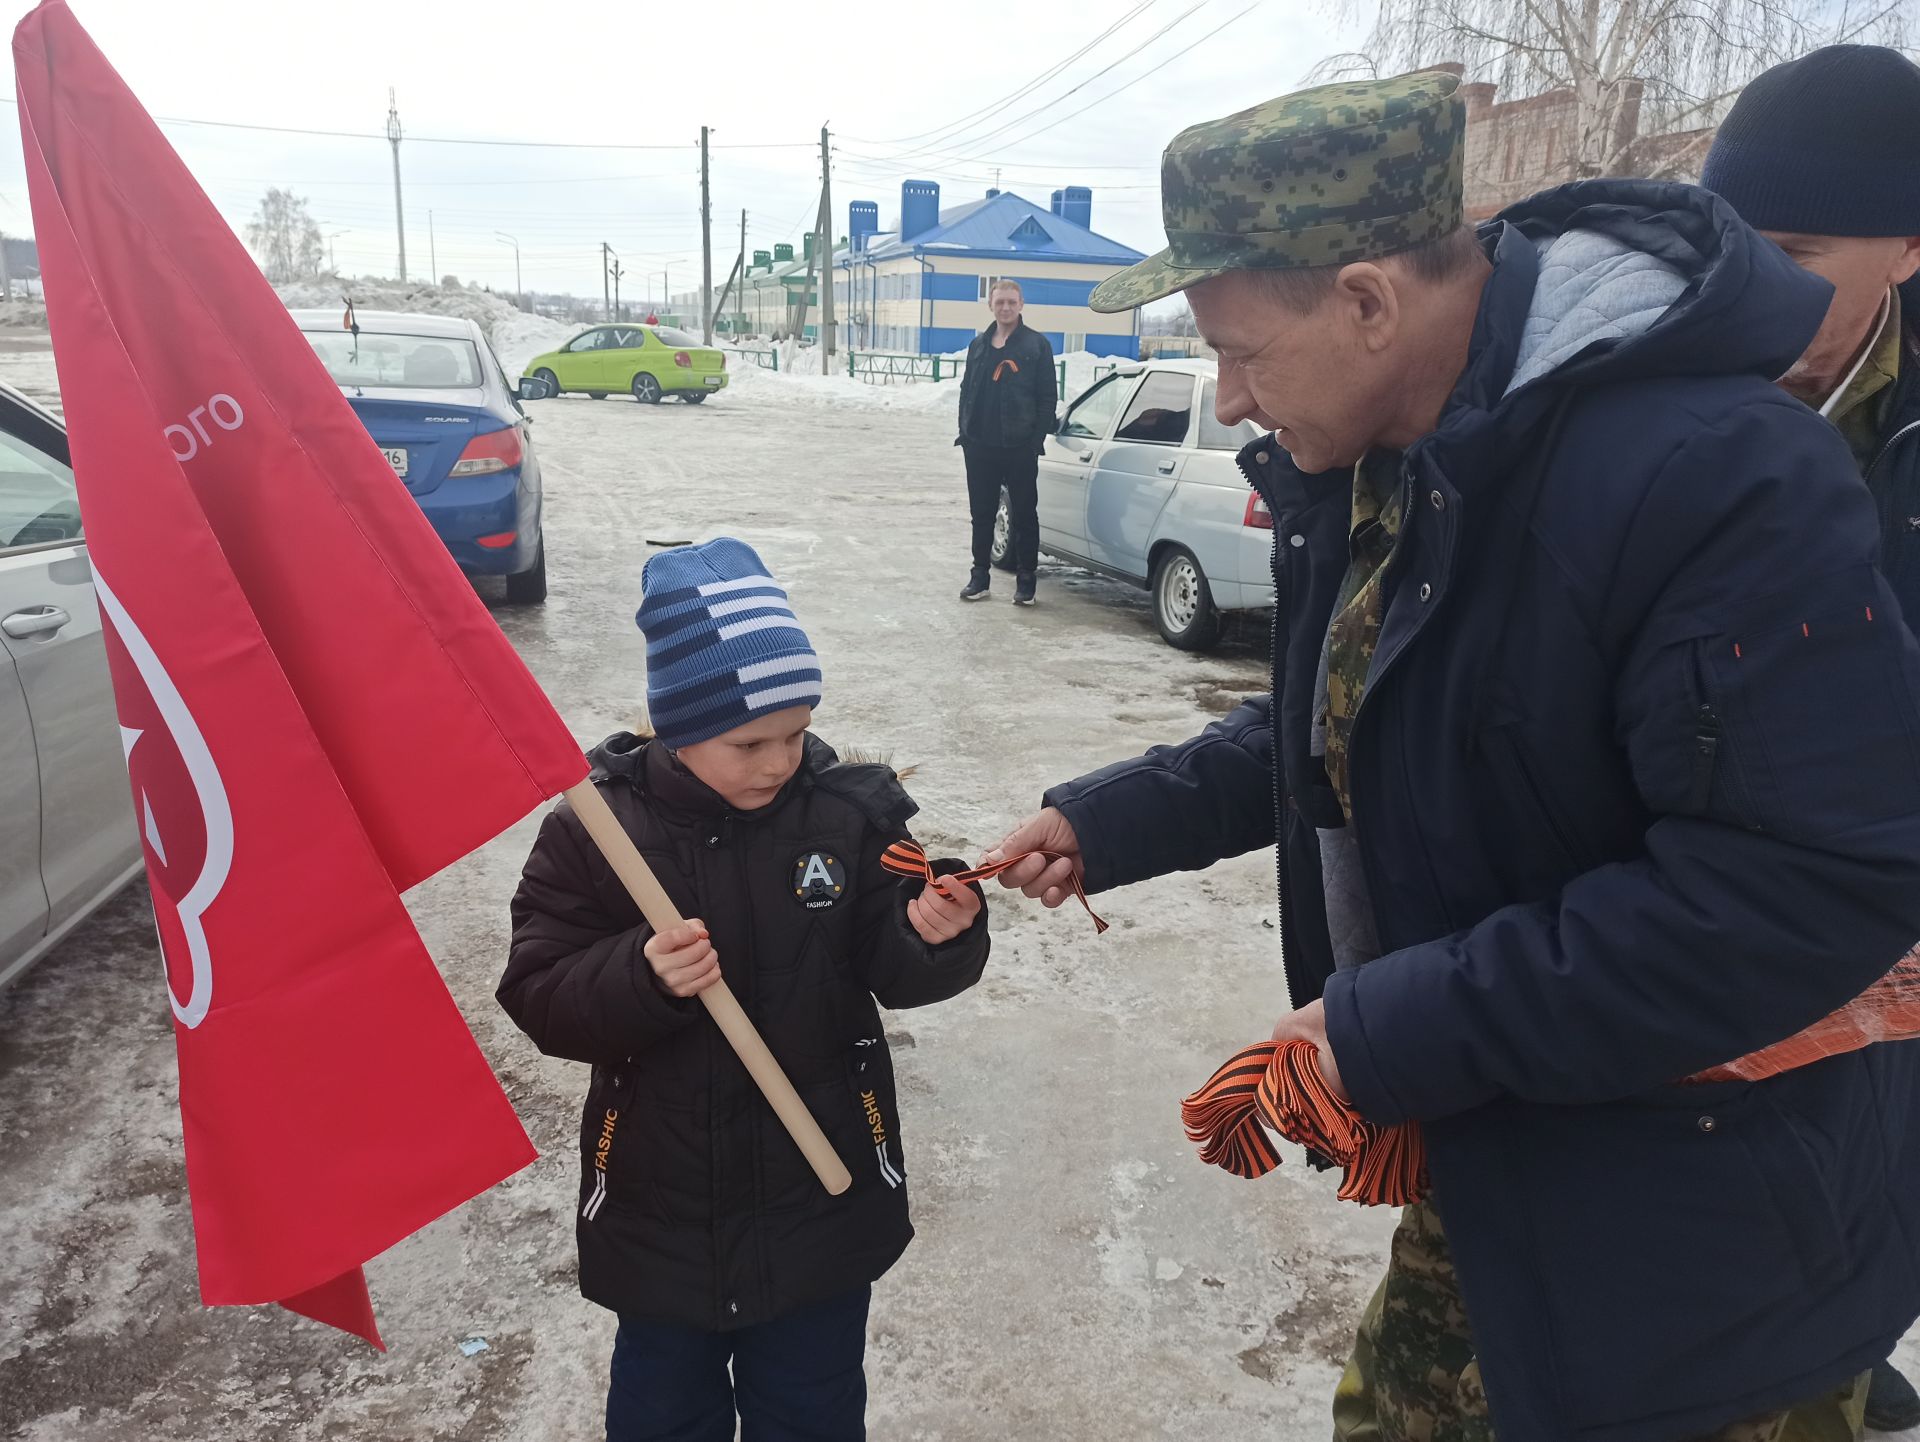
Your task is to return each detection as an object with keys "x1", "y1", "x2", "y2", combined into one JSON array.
[
  {"x1": 722, "y1": 345, "x2": 779, "y2": 372},
  {"x1": 845, "y1": 350, "x2": 1069, "y2": 391}
]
